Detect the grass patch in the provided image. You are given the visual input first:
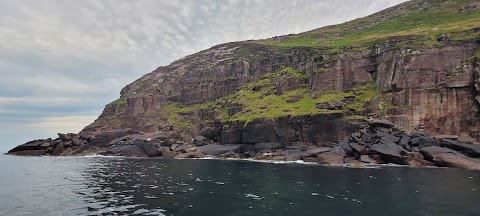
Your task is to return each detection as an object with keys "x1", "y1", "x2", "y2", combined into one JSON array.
[{"x1": 111, "y1": 98, "x2": 127, "y2": 105}]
